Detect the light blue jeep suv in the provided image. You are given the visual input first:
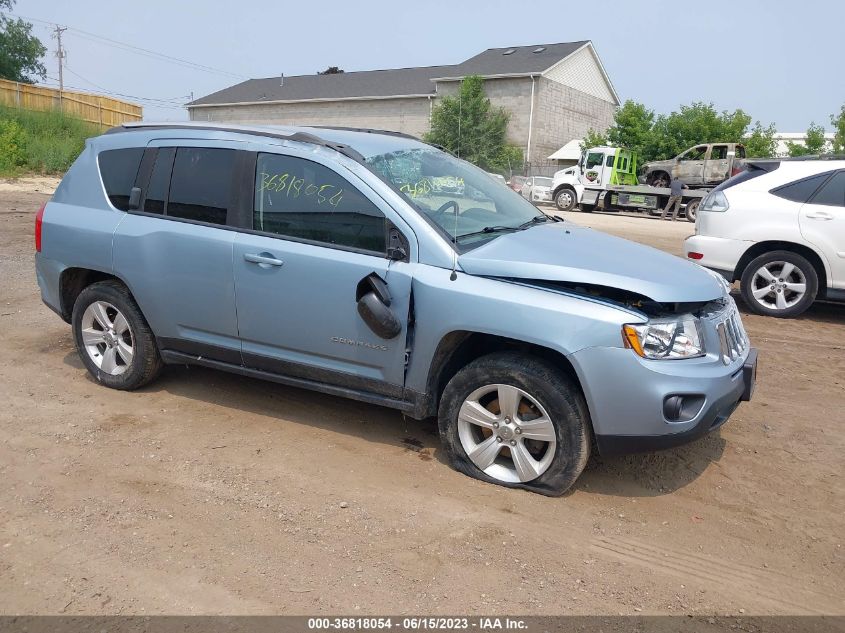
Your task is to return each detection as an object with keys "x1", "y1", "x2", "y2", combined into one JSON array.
[{"x1": 35, "y1": 123, "x2": 757, "y2": 495}]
